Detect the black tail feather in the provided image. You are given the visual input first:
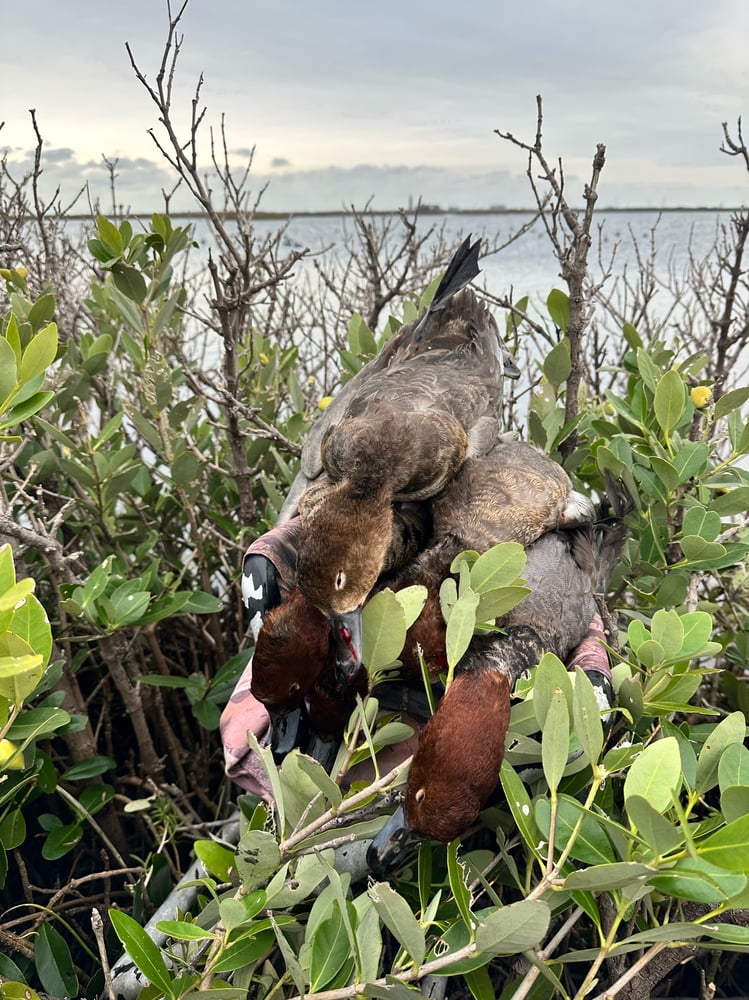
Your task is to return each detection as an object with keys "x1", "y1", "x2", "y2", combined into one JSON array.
[{"x1": 412, "y1": 235, "x2": 482, "y2": 341}]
